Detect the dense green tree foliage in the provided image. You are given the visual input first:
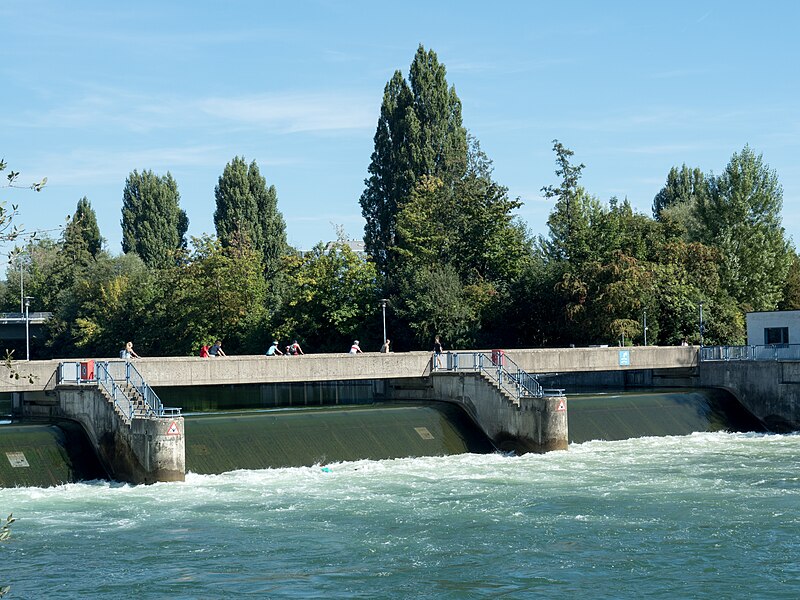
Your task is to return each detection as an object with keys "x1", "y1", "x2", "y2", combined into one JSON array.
[
  {"x1": 1, "y1": 52, "x2": 795, "y2": 358},
  {"x1": 156, "y1": 235, "x2": 270, "y2": 355},
  {"x1": 64, "y1": 197, "x2": 103, "y2": 263},
  {"x1": 121, "y1": 170, "x2": 188, "y2": 268},
  {"x1": 214, "y1": 156, "x2": 287, "y2": 278},
  {"x1": 652, "y1": 164, "x2": 707, "y2": 221},
  {"x1": 697, "y1": 145, "x2": 790, "y2": 312},
  {"x1": 276, "y1": 241, "x2": 379, "y2": 353},
  {"x1": 778, "y1": 251, "x2": 800, "y2": 311}
]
